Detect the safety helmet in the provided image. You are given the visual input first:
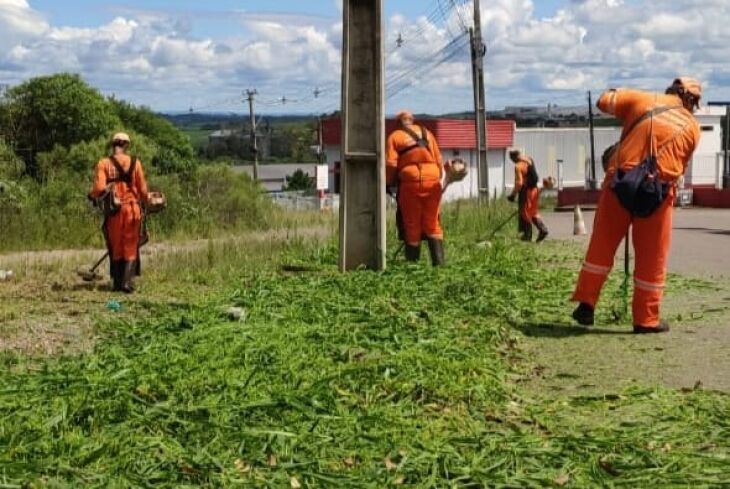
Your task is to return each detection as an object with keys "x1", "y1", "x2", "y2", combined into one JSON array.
[
  {"x1": 670, "y1": 77, "x2": 702, "y2": 107},
  {"x1": 112, "y1": 132, "x2": 131, "y2": 144}
]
